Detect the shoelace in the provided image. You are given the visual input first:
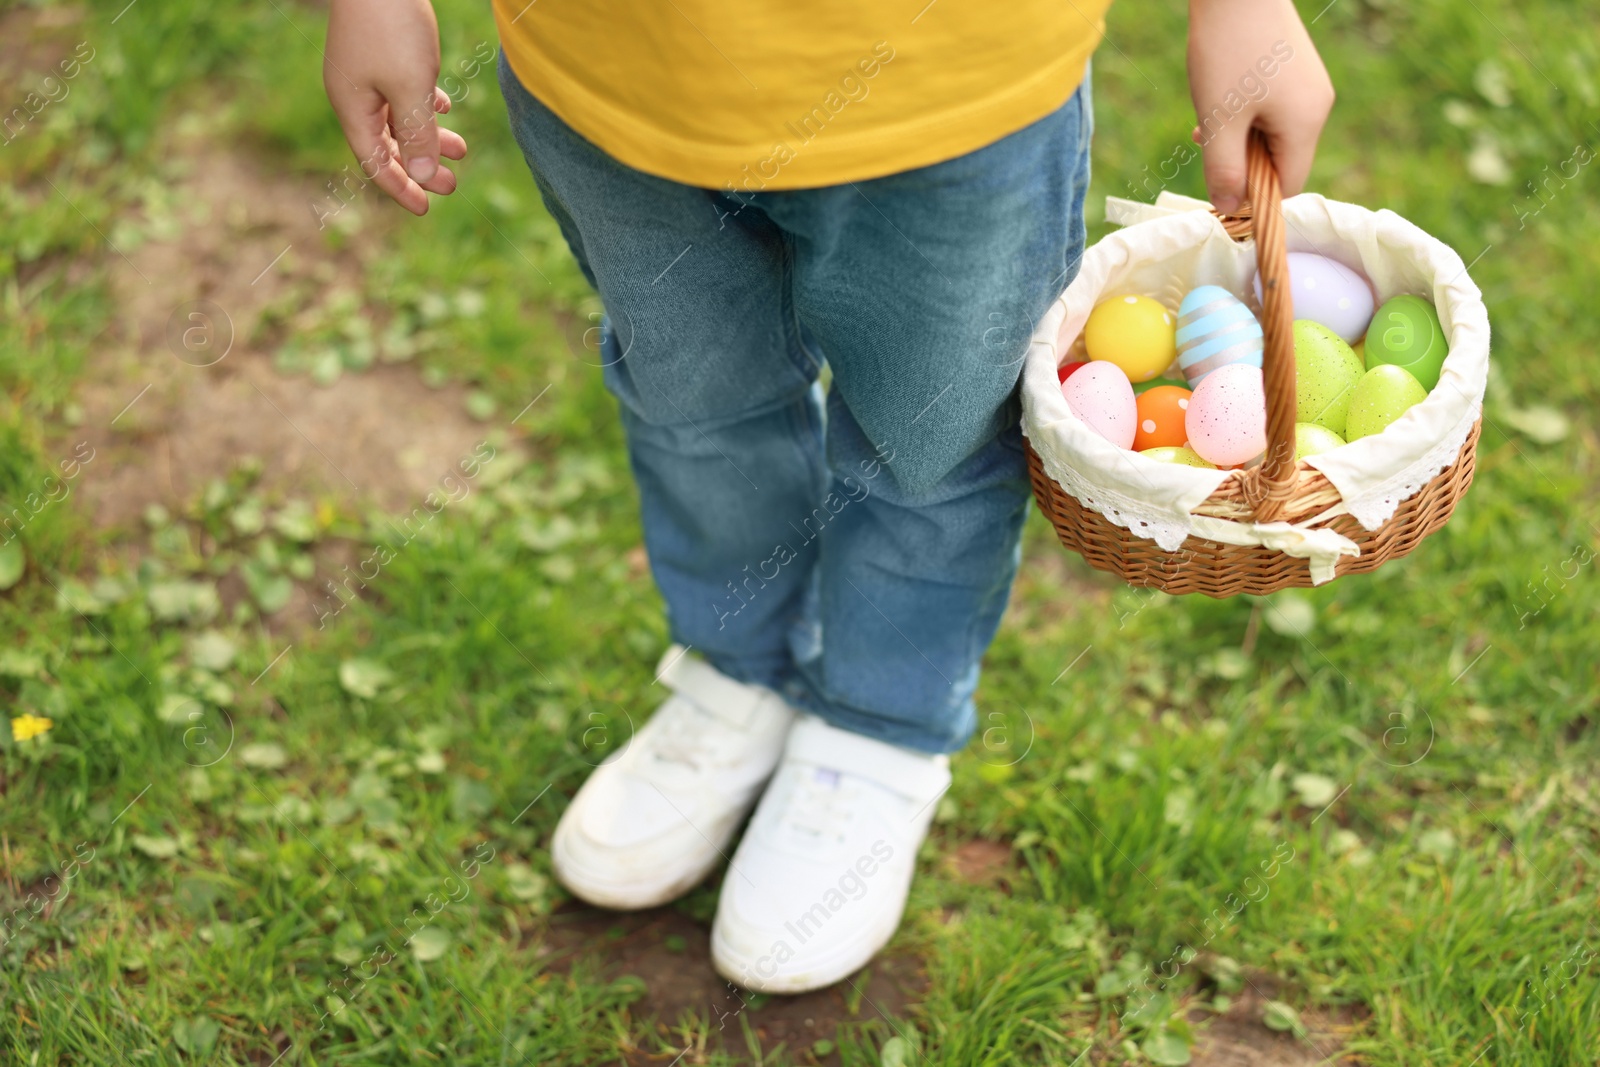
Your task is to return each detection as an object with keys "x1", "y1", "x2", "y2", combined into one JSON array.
[{"x1": 776, "y1": 768, "x2": 860, "y2": 846}]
